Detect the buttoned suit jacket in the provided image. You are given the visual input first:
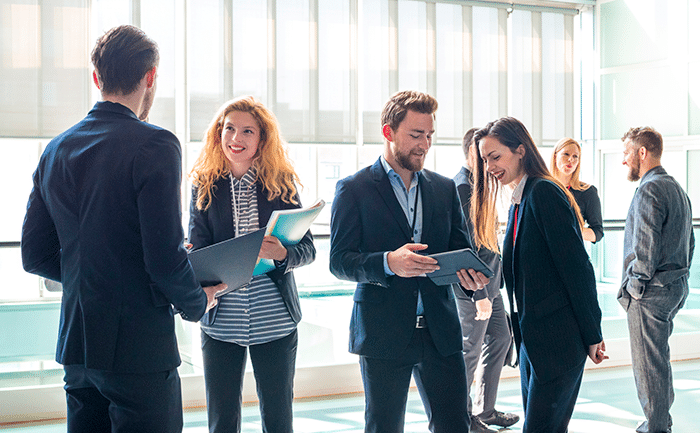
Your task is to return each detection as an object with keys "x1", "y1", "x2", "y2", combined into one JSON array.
[
  {"x1": 187, "y1": 176, "x2": 316, "y2": 324},
  {"x1": 502, "y1": 177, "x2": 602, "y2": 382},
  {"x1": 329, "y1": 157, "x2": 471, "y2": 359},
  {"x1": 21, "y1": 101, "x2": 207, "y2": 374}
]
